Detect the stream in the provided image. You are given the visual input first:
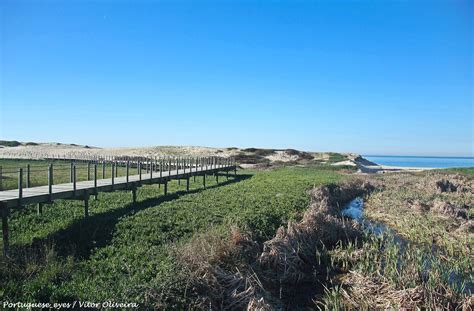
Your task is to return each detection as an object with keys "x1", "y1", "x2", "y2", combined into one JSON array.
[{"x1": 341, "y1": 197, "x2": 473, "y2": 295}]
